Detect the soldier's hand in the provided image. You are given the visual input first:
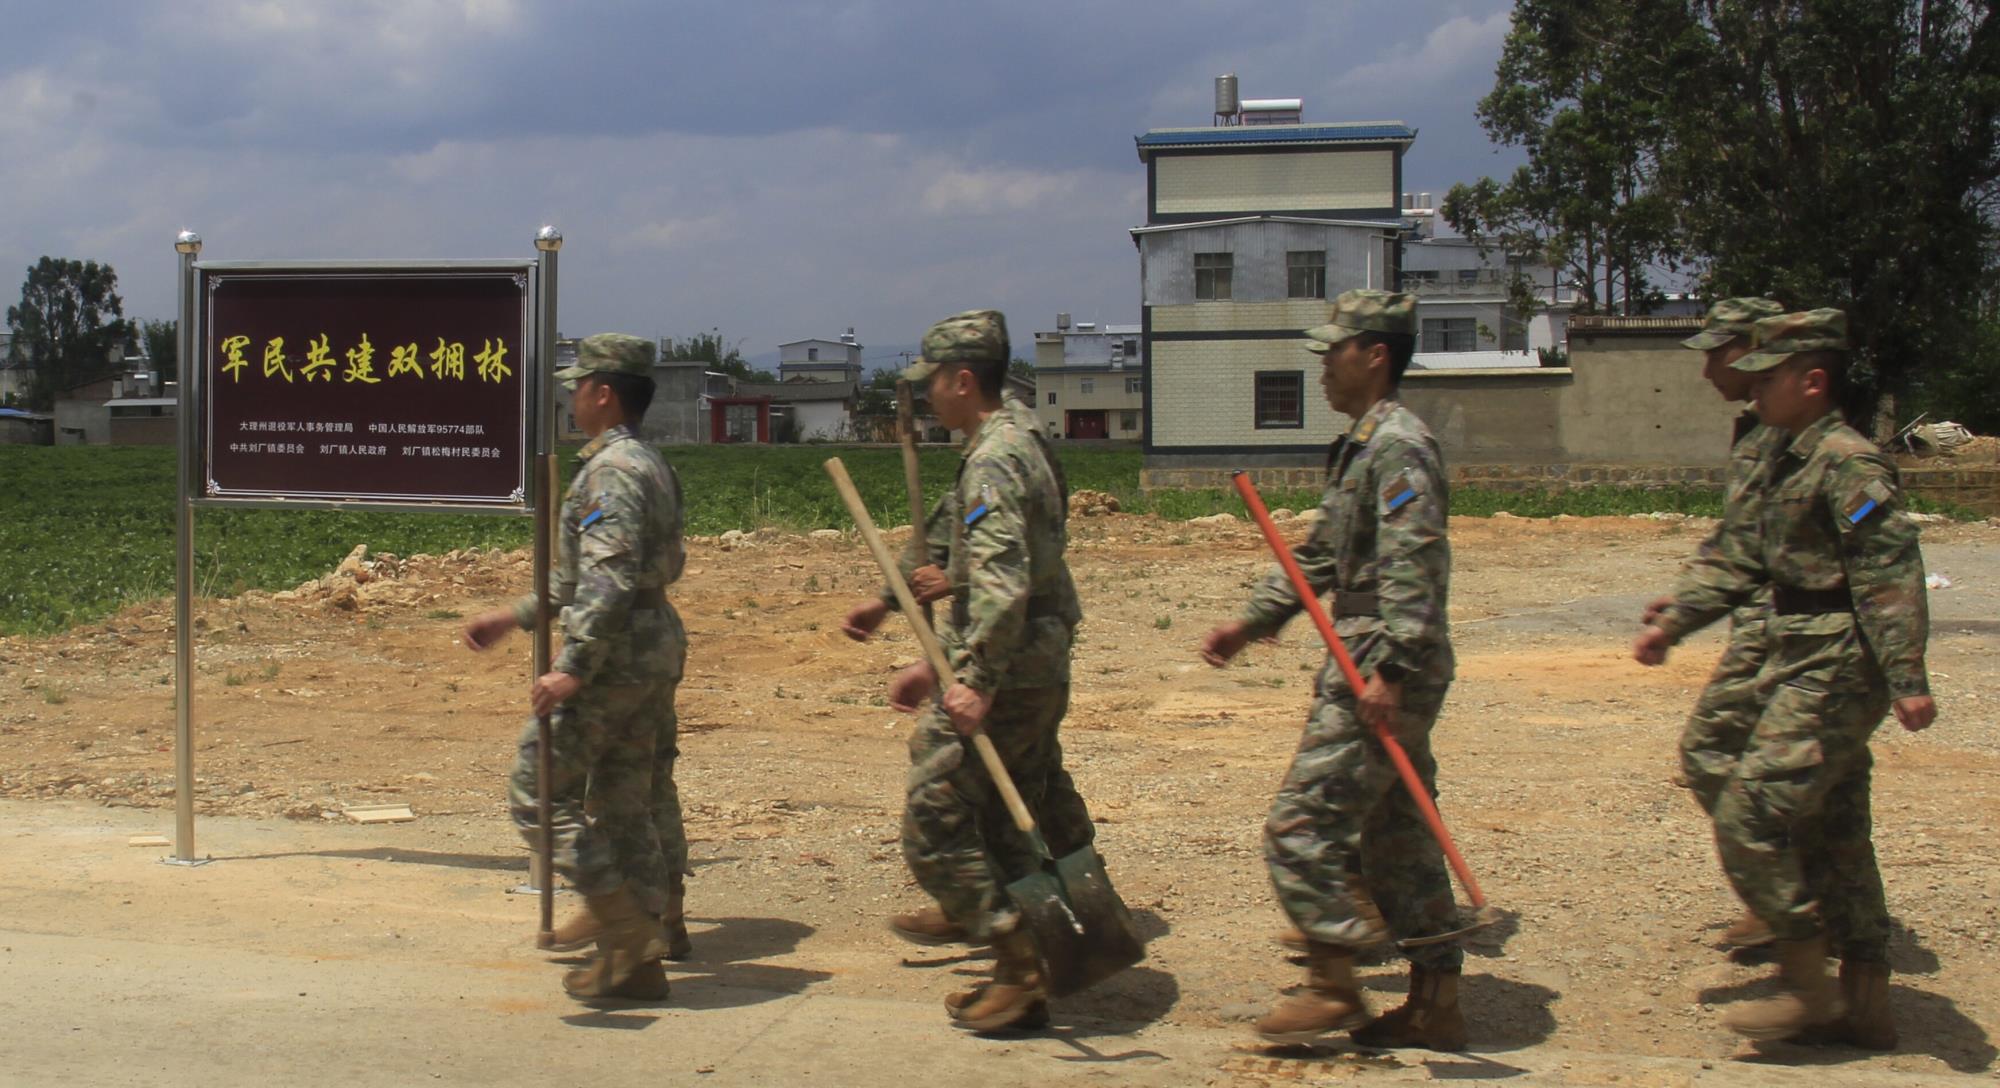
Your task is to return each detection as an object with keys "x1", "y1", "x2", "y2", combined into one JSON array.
[
  {"x1": 1640, "y1": 595, "x2": 1674, "y2": 626},
  {"x1": 1358, "y1": 673, "x2": 1402, "y2": 730},
  {"x1": 908, "y1": 565, "x2": 952, "y2": 605},
  {"x1": 1200, "y1": 621, "x2": 1253, "y2": 667},
  {"x1": 463, "y1": 609, "x2": 518, "y2": 651},
  {"x1": 942, "y1": 683, "x2": 994, "y2": 737},
  {"x1": 1632, "y1": 625, "x2": 1673, "y2": 666},
  {"x1": 887, "y1": 662, "x2": 936, "y2": 713},
  {"x1": 841, "y1": 599, "x2": 892, "y2": 641},
  {"x1": 1892, "y1": 695, "x2": 1937, "y2": 732},
  {"x1": 531, "y1": 670, "x2": 582, "y2": 717}
]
